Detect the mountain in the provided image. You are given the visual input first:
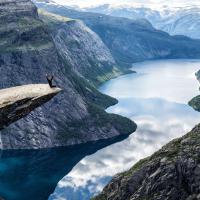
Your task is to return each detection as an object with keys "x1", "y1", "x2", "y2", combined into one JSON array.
[
  {"x1": 38, "y1": 10, "x2": 124, "y2": 86},
  {"x1": 33, "y1": 1, "x2": 200, "y2": 67},
  {"x1": 83, "y1": 4, "x2": 200, "y2": 40},
  {"x1": 92, "y1": 123, "x2": 200, "y2": 200},
  {"x1": 0, "y1": 0, "x2": 136, "y2": 149}
]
